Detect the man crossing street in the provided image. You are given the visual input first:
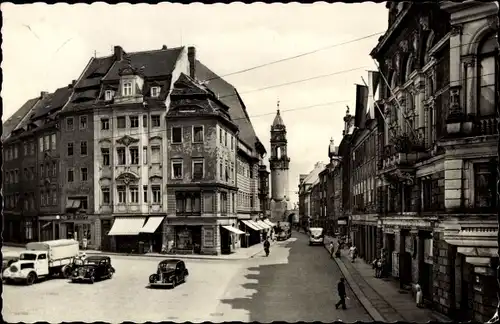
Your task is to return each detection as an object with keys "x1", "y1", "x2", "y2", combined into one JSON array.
[{"x1": 335, "y1": 278, "x2": 347, "y2": 310}]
